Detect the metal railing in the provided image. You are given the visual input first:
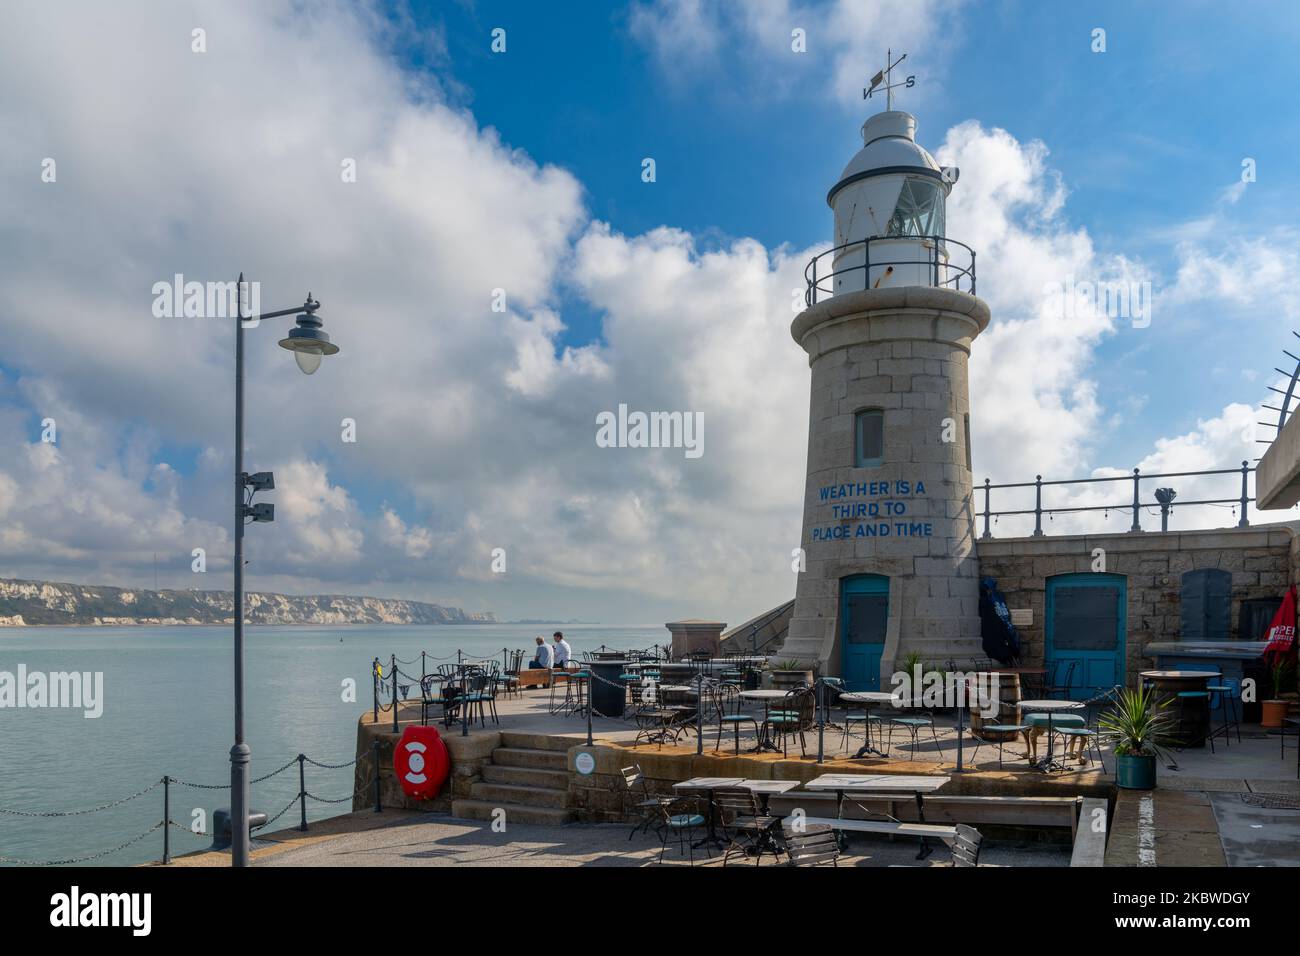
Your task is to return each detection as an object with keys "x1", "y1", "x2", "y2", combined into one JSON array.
[
  {"x1": 978, "y1": 462, "x2": 1255, "y2": 539},
  {"x1": 1257, "y1": 331, "x2": 1300, "y2": 458},
  {"x1": 804, "y1": 234, "x2": 977, "y2": 306}
]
